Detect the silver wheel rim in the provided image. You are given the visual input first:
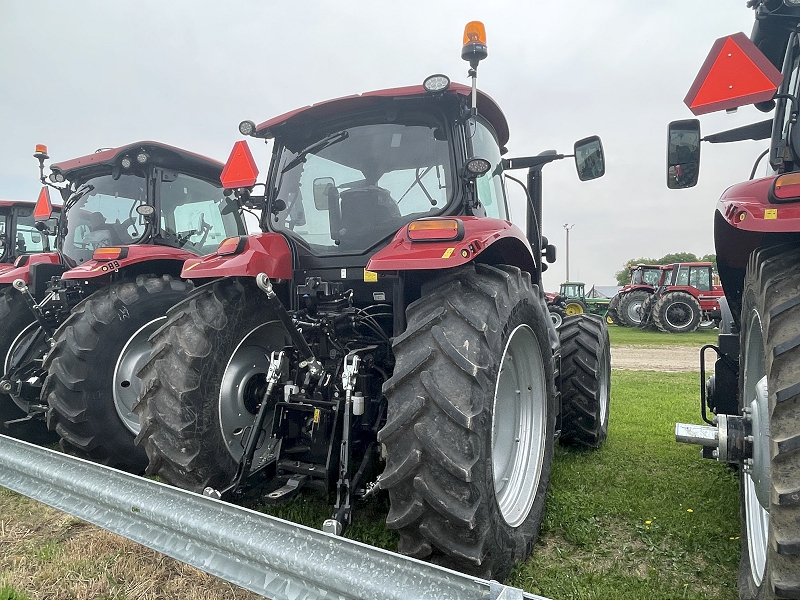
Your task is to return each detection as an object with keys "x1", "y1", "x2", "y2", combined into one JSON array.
[
  {"x1": 492, "y1": 324, "x2": 546, "y2": 527},
  {"x1": 219, "y1": 321, "x2": 285, "y2": 463},
  {"x1": 113, "y1": 317, "x2": 166, "y2": 435},
  {"x1": 4, "y1": 321, "x2": 41, "y2": 412},
  {"x1": 664, "y1": 301, "x2": 694, "y2": 329},
  {"x1": 550, "y1": 311, "x2": 562, "y2": 328},
  {"x1": 626, "y1": 300, "x2": 643, "y2": 324},
  {"x1": 598, "y1": 342, "x2": 610, "y2": 428},
  {"x1": 743, "y1": 308, "x2": 769, "y2": 586}
]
